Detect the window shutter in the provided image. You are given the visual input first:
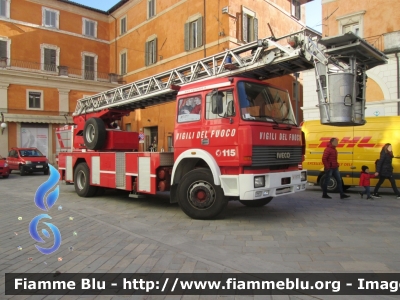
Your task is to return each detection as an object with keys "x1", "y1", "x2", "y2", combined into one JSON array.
[
  {"x1": 184, "y1": 22, "x2": 190, "y2": 51},
  {"x1": 0, "y1": 0, "x2": 6, "y2": 17},
  {"x1": 121, "y1": 53, "x2": 126, "y2": 74},
  {"x1": 197, "y1": 17, "x2": 203, "y2": 47},
  {"x1": 45, "y1": 10, "x2": 50, "y2": 26},
  {"x1": 50, "y1": 11, "x2": 55, "y2": 27},
  {"x1": 0, "y1": 40, "x2": 7, "y2": 58},
  {"x1": 145, "y1": 41, "x2": 149, "y2": 66},
  {"x1": 153, "y1": 38, "x2": 158, "y2": 64},
  {"x1": 296, "y1": 1, "x2": 301, "y2": 19},
  {"x1": 253, "y1": 18, "x2": 258, "y2": 41},
  {"x1": 242, "y1": 13, "x2": 248, "y2": 42}
]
